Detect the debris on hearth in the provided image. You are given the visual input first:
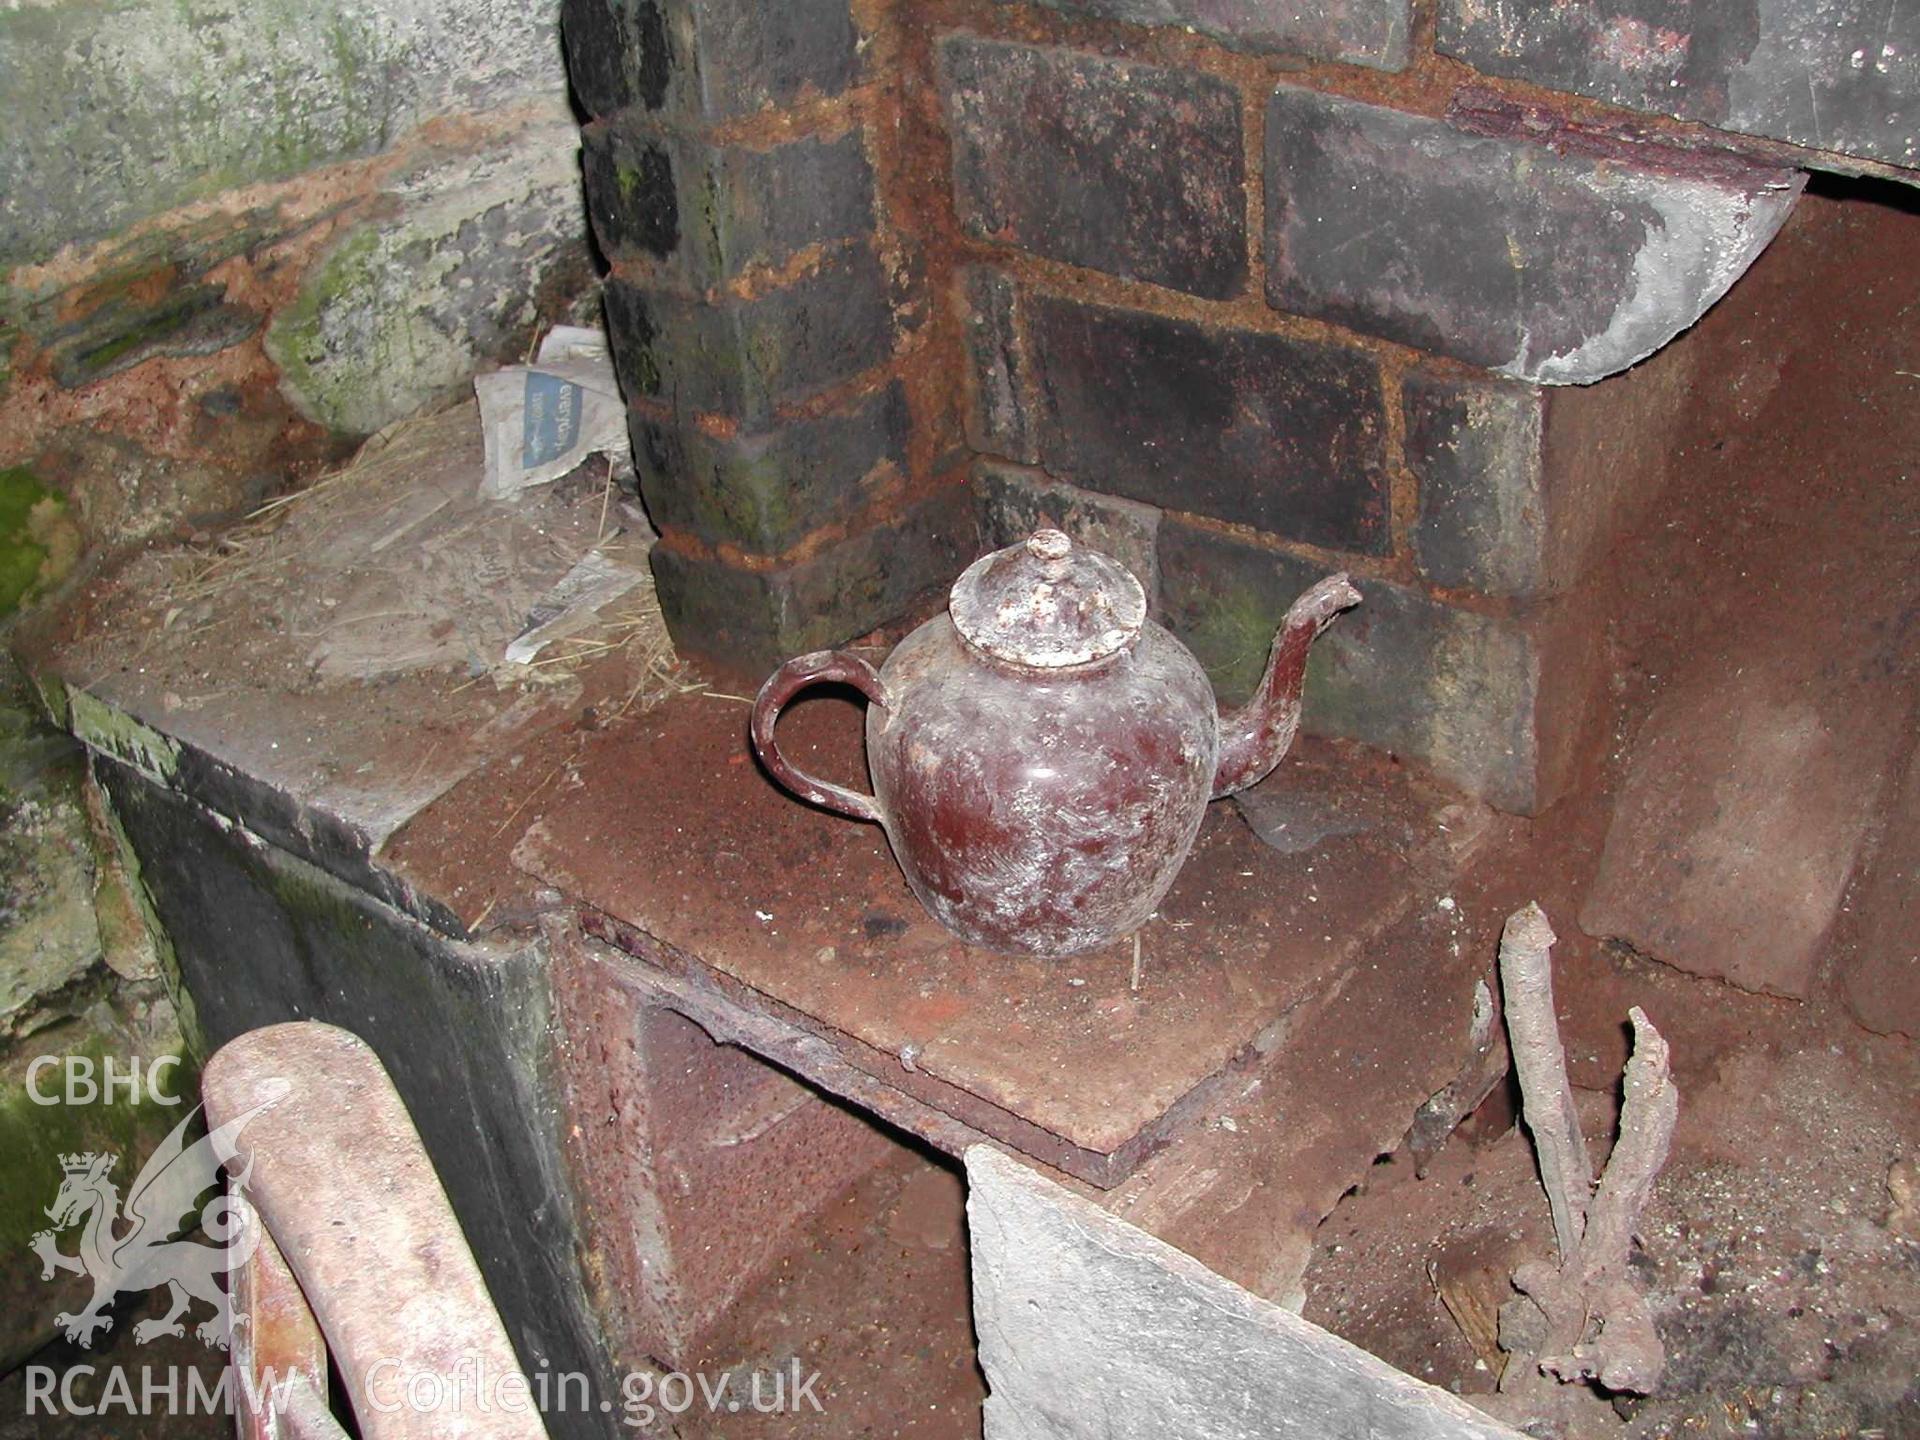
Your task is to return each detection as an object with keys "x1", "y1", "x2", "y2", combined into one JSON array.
[
  {"x1": 473, "y1": 325, "x2": 630, "y2": 501},
  {"x1": 1408, "y1": 978, "x2": 1511, "y2": 1179},
  {"x1": 157, "y1": 398, "x2": 675, "y2": 697},
  {"x1": 1488, "y1": 903, "x2": 1678, "y2": 1434}
]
